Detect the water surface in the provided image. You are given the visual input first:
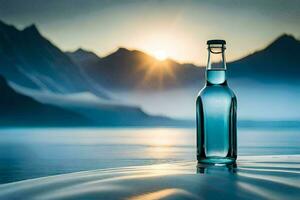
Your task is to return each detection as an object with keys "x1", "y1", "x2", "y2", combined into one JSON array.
[
  {"x1": 0, "y1": 155, "x2": 300, "y2": 200},
  {"x1": 0, "y1": 127, "x2": 299, "y2": 184}
]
